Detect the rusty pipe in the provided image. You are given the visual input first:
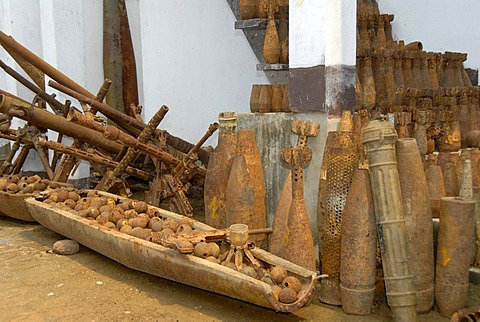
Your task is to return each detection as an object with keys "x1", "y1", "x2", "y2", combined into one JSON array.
[
  {"x1": 0, "y1": 94, "x2": 122, "y2": 154},
  {"x1": 0, "y1": 59, "x2": 65, "y2": 115},
  {"x1": 0, "y1": 31, "x2": 93, "y2": 99},
  {"x1": 36, "y1": 137, "x2": 152, "y2": 181},
  {"x1": 48, "y1": 80, "x2": 211, "y2": 164},
  {"x1": 67, "y1": 108, "x2": 179, "y2": 167}
]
